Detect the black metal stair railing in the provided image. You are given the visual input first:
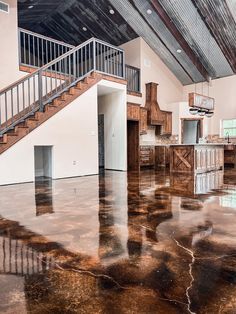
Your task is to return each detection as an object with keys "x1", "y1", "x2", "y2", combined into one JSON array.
[{"x1": 0, "y1": 37, "x2": 125, "y2": 136}]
